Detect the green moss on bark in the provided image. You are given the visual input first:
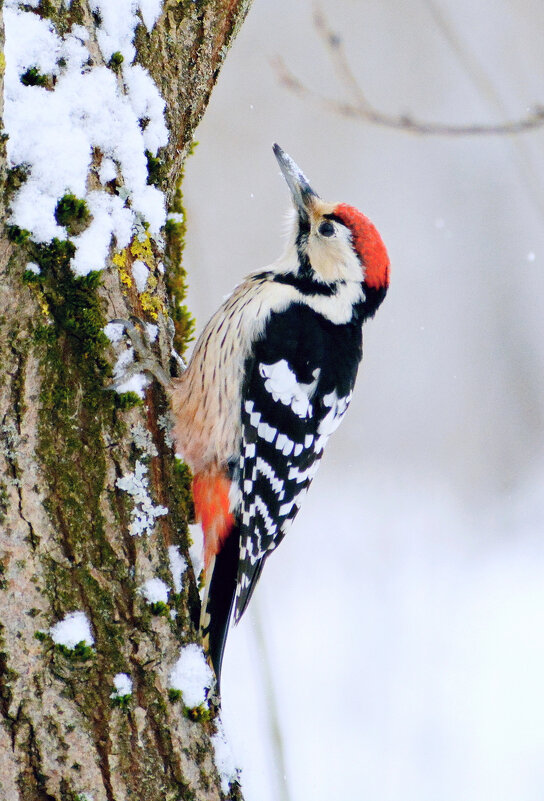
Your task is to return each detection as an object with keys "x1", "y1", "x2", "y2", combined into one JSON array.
[
  {"x1": 164, "y1": 168, "x2": 196, "y2": 357},
  {"x1": 20, "y1": 239, "x2": 134, "y2": 683},
  {"x1": 5, "y1": 165, "x2": 29, "y2": 203},
  {"x1": 31, "y1": 0, "x2": 85, "y2": 33},
  {"x1": 20, "y1": 67, "x2": 49, "y2": 87},
  {"x1": 108, "y1": 51, "x2": 124, "y2": 71},
  {"x1": 54, "y1": 195, "x2": 92, "y2": 237}
]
